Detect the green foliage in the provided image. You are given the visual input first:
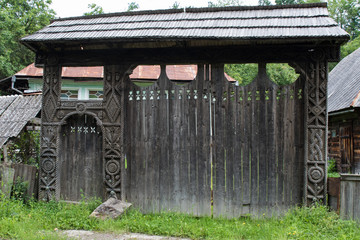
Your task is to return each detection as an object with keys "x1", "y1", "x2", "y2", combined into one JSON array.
[
  {"x1": 208, "y1": 0, "x2": 242, "y2": 7},
  {"x1": 266, "y1": 63, "x2": 299, "y2": 85},
  {"x1": 225, "y1": 63, "x2": 299, "y2": 86},
  {"x1": 258, "y1": 0, "x2": 272, "y2": 5},
  {"x1": 171, "y1": 1, "x2": 181, "y2": 9},
  {"x1": 328, "y1": 158, "x2": 341, "y2": 178},
  {"x1": 341, "y1": 35, "x2": 360, "y2": 58},
  {"x1": 328, "y1": 0, "x2": 360, "y2": 39},
  {"x1": 7, "y1": 130, "x2": 41, "y2": 166},
  {"x1": 0, "y1": 0, "x2": 55, "y2": 79},
  {"x1": 0, "y1": 197, "x2": 359, "y2": 240},
  {"x1": 11, "y1": 177, "x2": 29, "y2": 203},
  {"x1": 127, "y1": 2, "x2": 139, "y2": 11},
  {"x1": 275, "y1": 0, "x2": 304, "y2": 5},
  {"x1": 225, "y1": 64, "x2": 258, "y2": 86},
  {"x1": 83, "y1": 3, "x2": 104, "y2": 16}
]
